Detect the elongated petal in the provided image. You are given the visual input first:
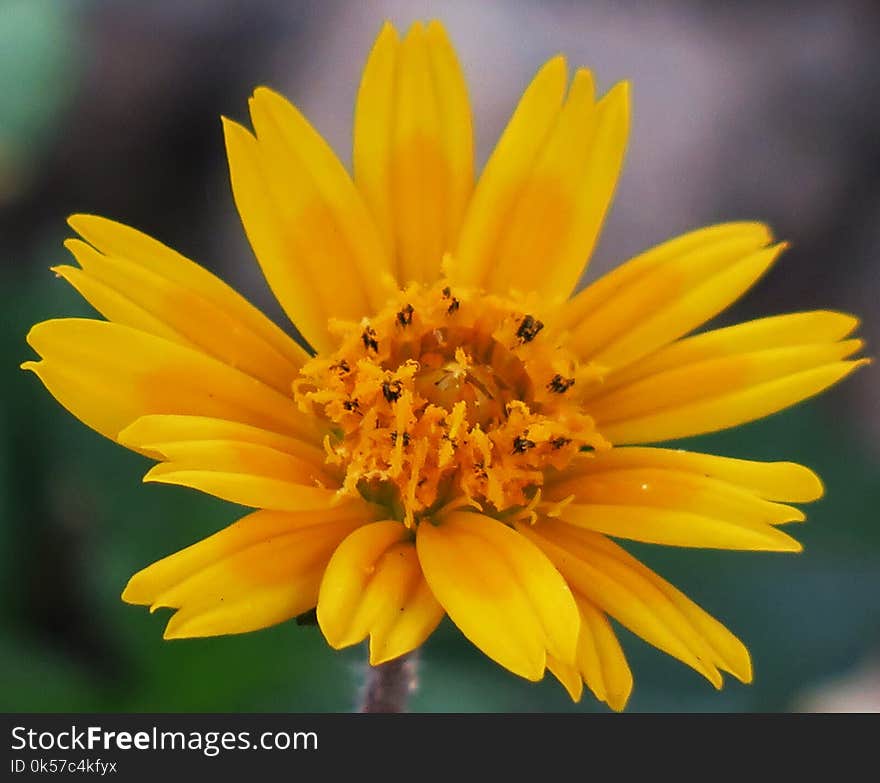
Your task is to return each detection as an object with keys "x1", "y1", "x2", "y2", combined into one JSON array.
[
  {"x1": 449, "y1": 56, "x2": 568, "y2": 289},
  {"x1": 452, "y1": 59, "x2": 628, "y2": 302},
  {"x1": 52, "y1": 263, "x2": 181, "y2": 343},
  {"x1": 518, "y1": 520, "x2": 741, "y2": 687},
  {"x1": 119, "y1": 414, "x2": 326, "y2": 467},
  {"x1": 557, "y1": 222, "x2": 772, "y2": 331},
  {"x1": 546, "y1": 655, "x2": 584, "y2": 702},
  {"x1": 353, "y1": 22, "x2": 399, "y2": 253},
  {"x1": 593, "y1": 310, "x2": 861, "y2": 396},
  {"x1": 22, "y1": 319, "x2": 317, "y2": 446},
  {"x1": 545, "y1": 465, "x2": 806, "y2": 550},
  {"x1": 547, "y1": 596, "x2": 633, "y2": 709},
  {"x1": 66, "y1": 215, "x2": 307, "y2": 372},
  {"x1": 317, "y1": 521, "x2": 444, "y2": 664},
  {"x1": 575, "y1": 598, "x2": 633, "y2": 711},
  {"x1": 123, "y1": 508, "x2": 371, "y2": 638},
  {"x1": 56, "y1": 235, "x2": 305, "y2": 395},
  {"x1": 482, "y1": 68, "x2": 597, "y2": 295},
  {"x1": 487, "y1": 78, "x2": 629, "y2": 302},
  {"x1": 367, "y1": 548, "x2": 445, "y2": 665},
  {"x1": 556, "y1": 503, "x2": 801, "y2": 551},
  {"x1": 570, "y1": 528, "x2": 753, "y2": 684},
  {"x1": 123, "y1": 504, "x2": 372, "y2": 605},
  {"x1": 590, "y1": 343, "x2": 867, "y2": 444},
  {"x1": 550, "y1": 466, "x2": 805, "y2": 524},
  {"x1": 146, "y1": 469, "x2": 336, "y2": 512},
  {"x1": 318, "y1": 521, "x2": 407, "y2": 647},
  {"x1": 562, "y1": 228, "x2": 780, "y2": 365},
  {"x1": 556, "y1": 447, "x2": 823, "y2": 502},
  {"x1": 224, "y1": 101, "x2": 393, "y2": 353},
  {"x1": 417, "y1": 511, "x2": 579, "y2": 680},
  {"x1": 423, "y1": 21, "x2": 474, "y2": 259},
  {"x1": 355, "y1": 22, "x2": 473, "y2": 285},
  {"x1": 141, "y1": 440, "x2": 338, "y2": 511},
  {"x1": 588, "y1": 243, "x2": 786, "y2": 372}
]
